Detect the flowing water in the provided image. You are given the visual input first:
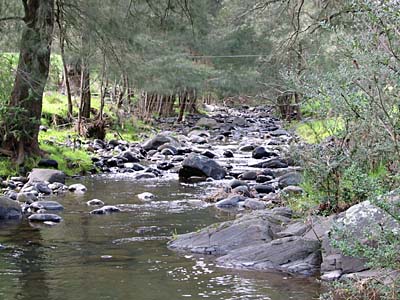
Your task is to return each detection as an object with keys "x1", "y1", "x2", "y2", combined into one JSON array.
[{"x1": 0, "y1": 175, "x2": 321, "y2": 300}]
